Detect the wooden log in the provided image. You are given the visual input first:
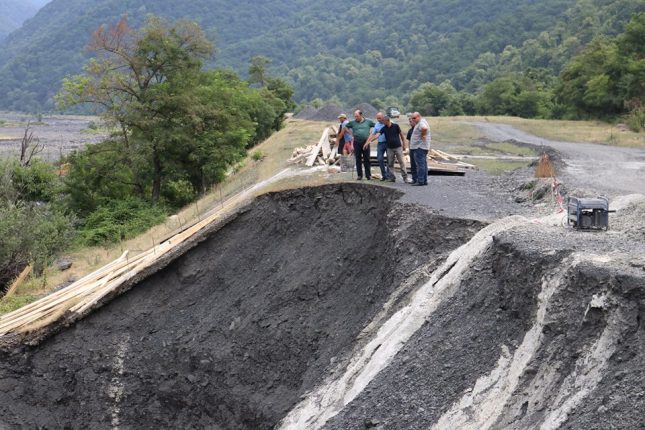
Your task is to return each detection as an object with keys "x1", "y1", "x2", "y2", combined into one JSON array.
[{"x1": 4, "y1": 265, "x2": 32, "y2": 298}]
